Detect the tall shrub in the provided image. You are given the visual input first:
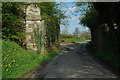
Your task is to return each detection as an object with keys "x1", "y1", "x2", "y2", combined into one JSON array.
[{"x1": 2, "y1": 2, "x2": 25, "y2": 43}]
